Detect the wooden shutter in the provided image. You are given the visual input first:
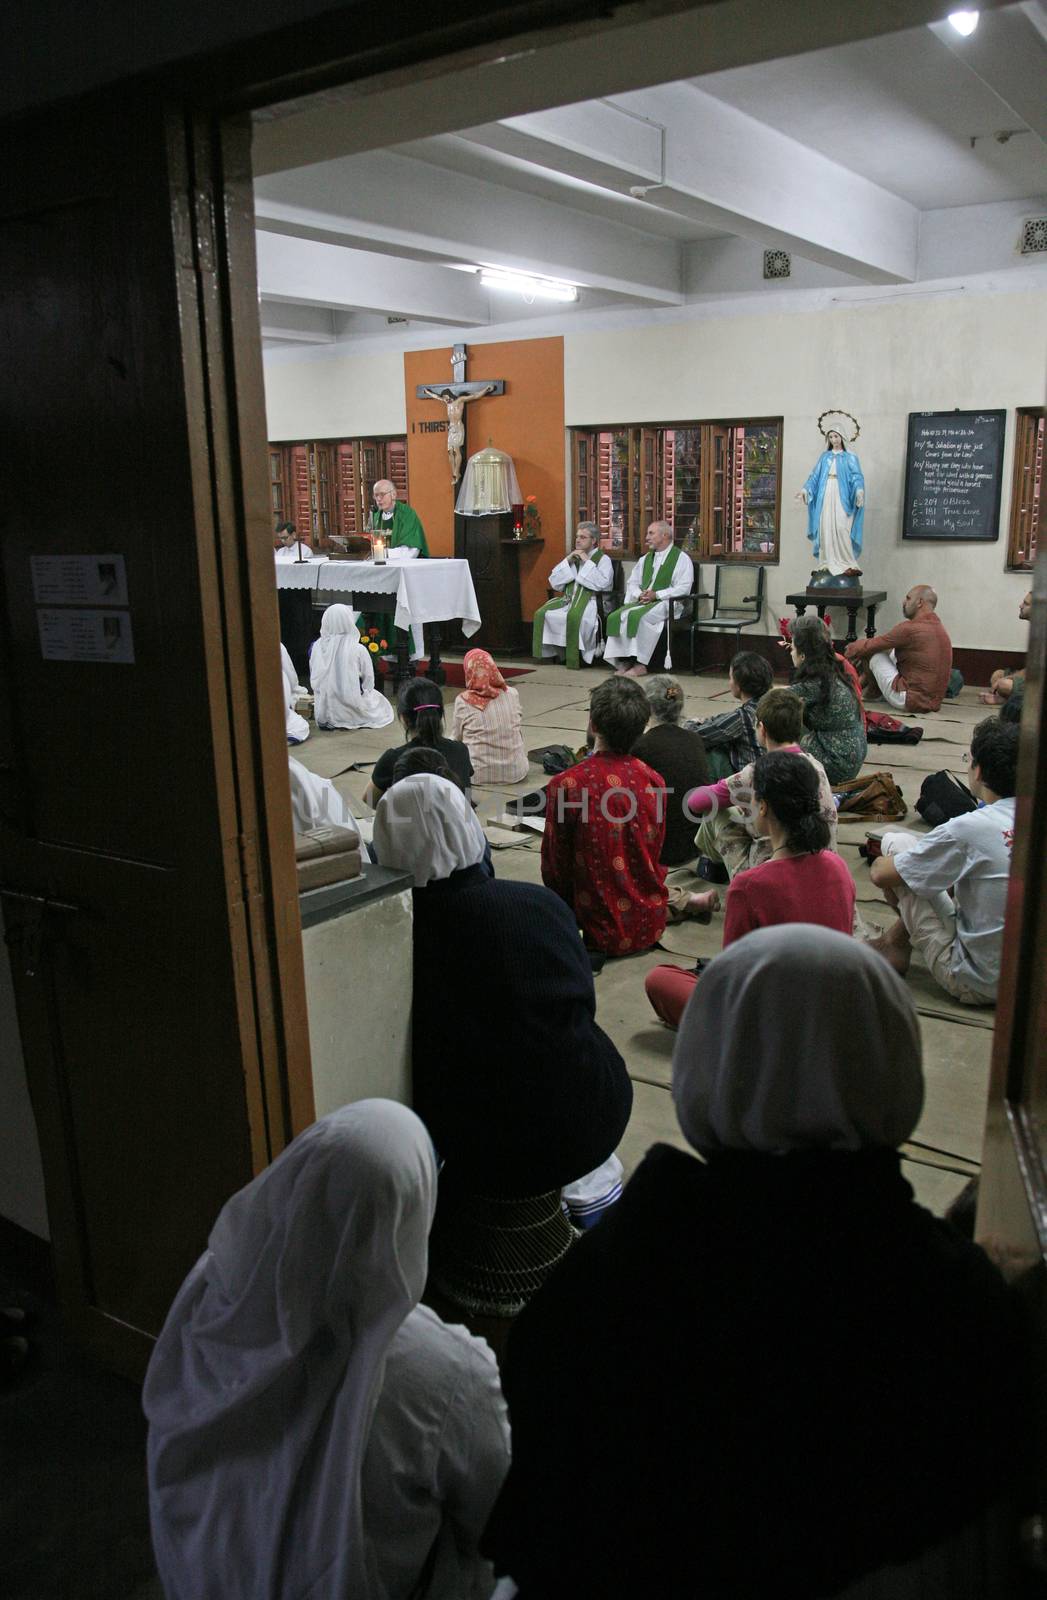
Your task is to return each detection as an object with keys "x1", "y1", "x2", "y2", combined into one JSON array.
[
  {"x1": 597, "y1": 431, "x2": 619, "y2": 548},
  {"x1": 639, "y1": 426, "x2": 661, "y2": 533},
  {"x1": 336, "y1": 442, "x2": 359, "y2": 536},
  {"x1": 289, "y1": 444, "x2": 312, "y2": 536},
  {"x1": 1009, "y1": 409, "x2": 1044, "y2": 570},
  {"x1": 385, "y1": 437, "x2": 409, "y2": 501},
  {"x1": 701, "y1": 424, "x2": 730, "y2": 559}
]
